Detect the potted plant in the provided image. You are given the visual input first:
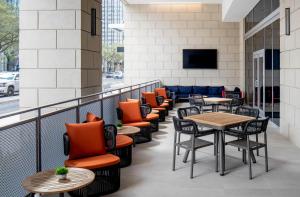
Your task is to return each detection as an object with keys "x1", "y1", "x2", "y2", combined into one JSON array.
[
  {"x1": 55, "y1": 167, "x2": 69, "y2": 180},
  {"x1": 117, "y1": 122, "x2": 123, "y2": 130}
]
